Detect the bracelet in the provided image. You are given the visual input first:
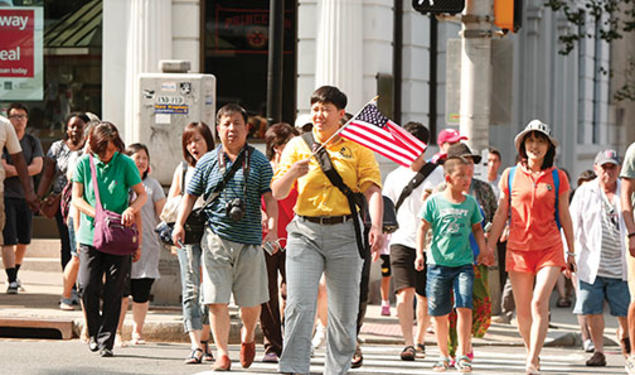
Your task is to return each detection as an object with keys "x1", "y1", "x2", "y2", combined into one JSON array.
[
  {"x1": 567, "y1": 252, "x2": 576, "y2": 257},
  {"x1": 629, "y1": 232, "x2": 635, "y2": 238}
]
